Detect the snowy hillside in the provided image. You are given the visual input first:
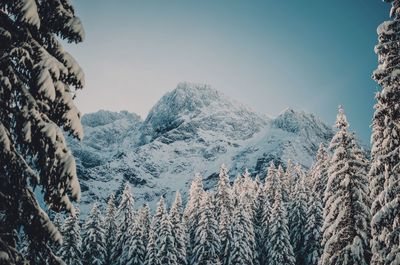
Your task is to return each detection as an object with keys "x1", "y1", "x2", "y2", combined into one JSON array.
[{"x1": 69, "y1": 83, "x2": 334, "y2": 213}]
